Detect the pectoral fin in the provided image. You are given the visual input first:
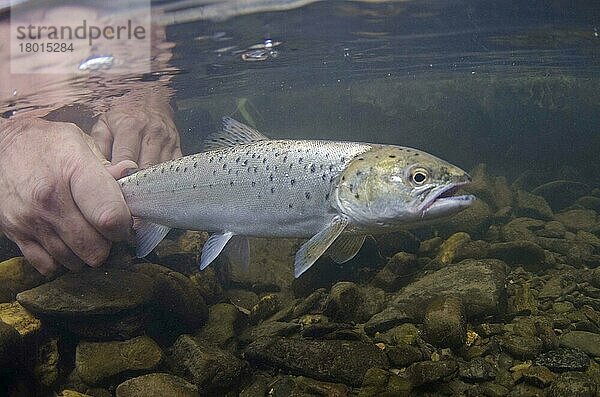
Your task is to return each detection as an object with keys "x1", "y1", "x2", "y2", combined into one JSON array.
[
  {"x1": 326, "y1": 235, "x2": 366, "y2": 264},
  {"x1": 200, "y1": 232, "x2": 234, "y2": 270},
  {"x1": 223, "y1": 235, "x2": 250, "y2": 270},
  {"x1": 133, "y1": 217, "x2": 171, "y2": 258},
  {"x1": 294, "y1": 216, "x2": 349, "y2": 278}
]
